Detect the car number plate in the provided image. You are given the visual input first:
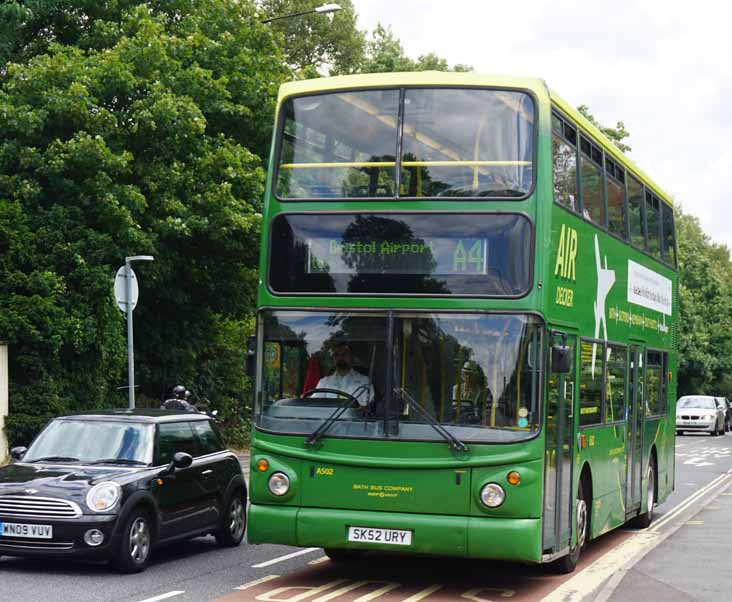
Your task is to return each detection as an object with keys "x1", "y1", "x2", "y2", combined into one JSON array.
[
  {"x1": 0, "y1": 521, "x2": 53, "y2": 539},
  {"x1": 347, "y1": 526, "x2": 412, "y2": 546}
]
